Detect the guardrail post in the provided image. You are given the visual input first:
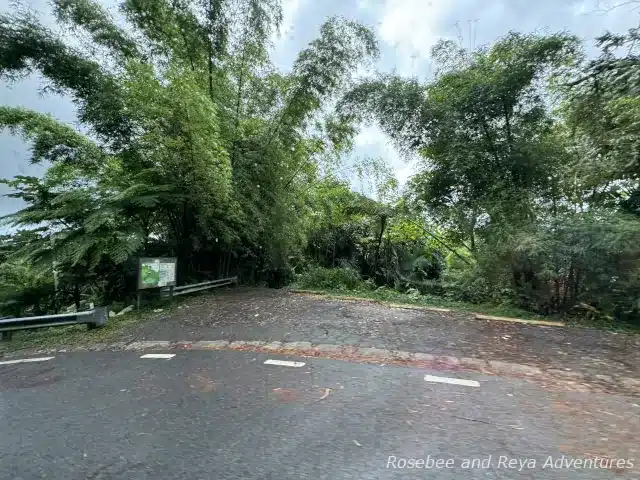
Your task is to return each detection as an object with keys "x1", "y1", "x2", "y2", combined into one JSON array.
[
  {"x1": 87, "y1": 307, "x2": 108, "y2": 330},
  {"x1": 2, "y1": 331, "x2": 12, "y2": 341}
]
